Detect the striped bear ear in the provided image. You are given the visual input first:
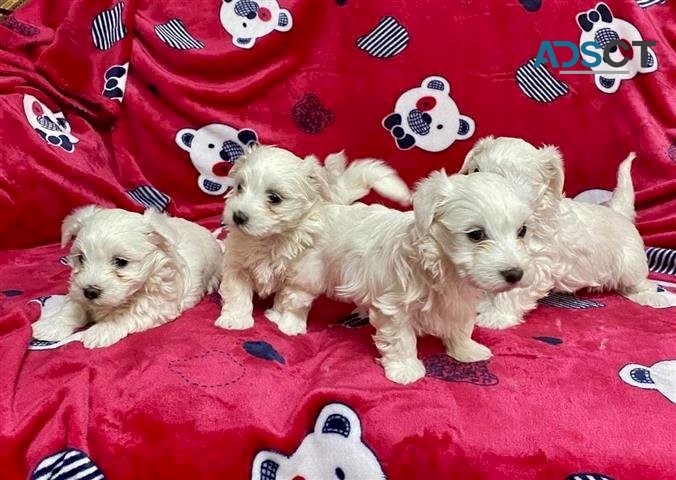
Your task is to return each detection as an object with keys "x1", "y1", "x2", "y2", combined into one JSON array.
[
  {"x1": 31, "y1": 448, "x2": 105, "y2": 480},
  {"x1": 276, "y1": 9, "x2": 293, "y2": 32}
]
